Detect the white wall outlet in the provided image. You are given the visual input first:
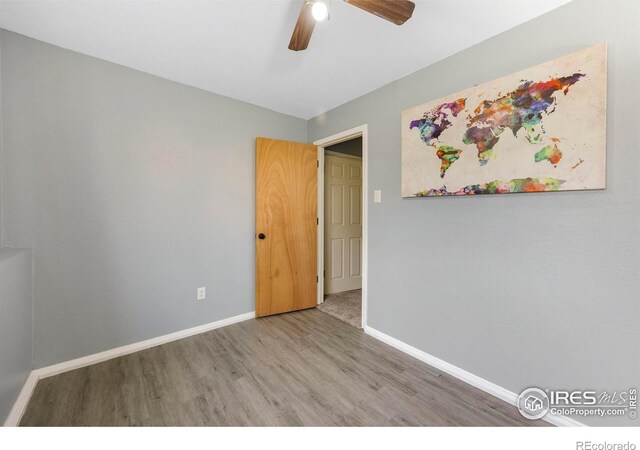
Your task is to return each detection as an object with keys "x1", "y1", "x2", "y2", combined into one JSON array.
[
  {"x1": 374, "y1": 190, "x2": 382, "y2": 203},
  {"x1": 197, "y1": 287, "x2": 206, "y2": 301}
]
